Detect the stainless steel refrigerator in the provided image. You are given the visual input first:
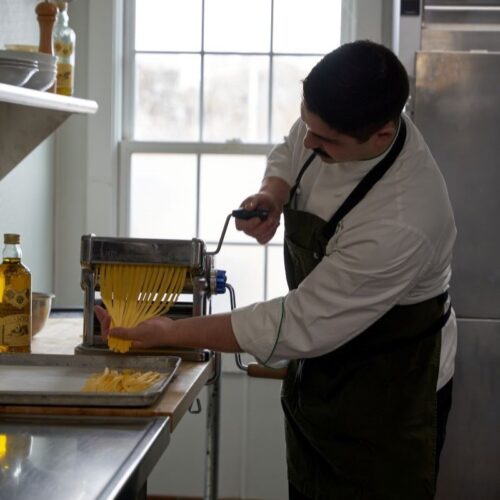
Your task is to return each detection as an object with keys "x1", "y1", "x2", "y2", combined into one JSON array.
[{"x1": 413, "y1": 49, "x2": 500, "y2": 500}]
